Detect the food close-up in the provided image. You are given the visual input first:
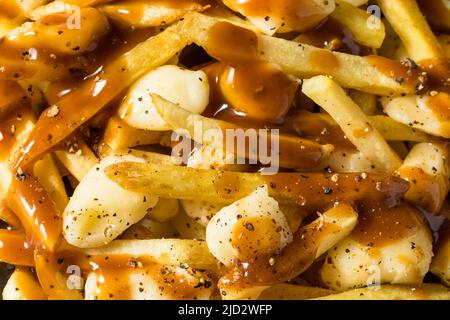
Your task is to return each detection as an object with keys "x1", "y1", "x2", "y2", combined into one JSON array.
[{"x1": 0, "y1": 0, "x2": 449, "y2": 301}]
